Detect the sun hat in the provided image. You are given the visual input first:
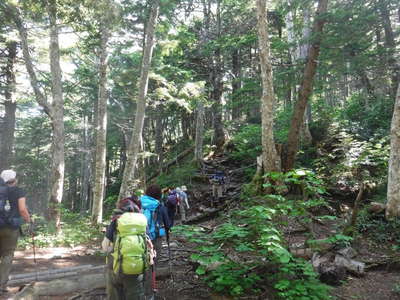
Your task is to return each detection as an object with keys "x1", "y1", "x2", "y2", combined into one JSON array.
[{"x1": 0, "y1": 170, "x2": 16, "y2": 183}]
